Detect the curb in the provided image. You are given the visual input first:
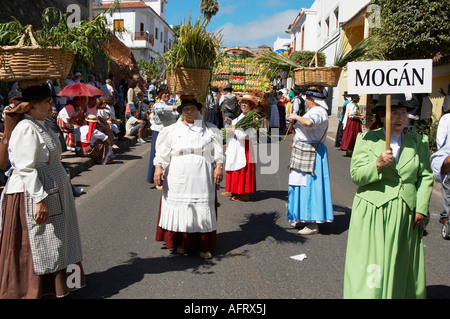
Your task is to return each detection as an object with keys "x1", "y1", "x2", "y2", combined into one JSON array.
[{"x1": 62, "y1": 135, "x2": 140, "y2": 179}]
